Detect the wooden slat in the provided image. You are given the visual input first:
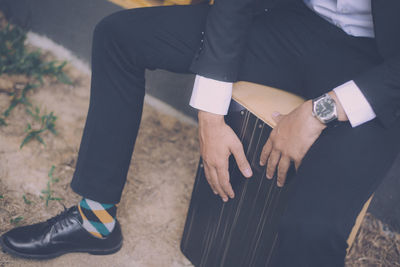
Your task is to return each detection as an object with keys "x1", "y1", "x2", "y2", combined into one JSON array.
[
  {"x1": 232, "y1": 81, "x2": 305, "y2": 128},
  {"x1": 108, "y1": 0, "x2": 194, "y2": 8},
  {"x1": 347, "y1": 196, "x2": 373, "y2": 252}
]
